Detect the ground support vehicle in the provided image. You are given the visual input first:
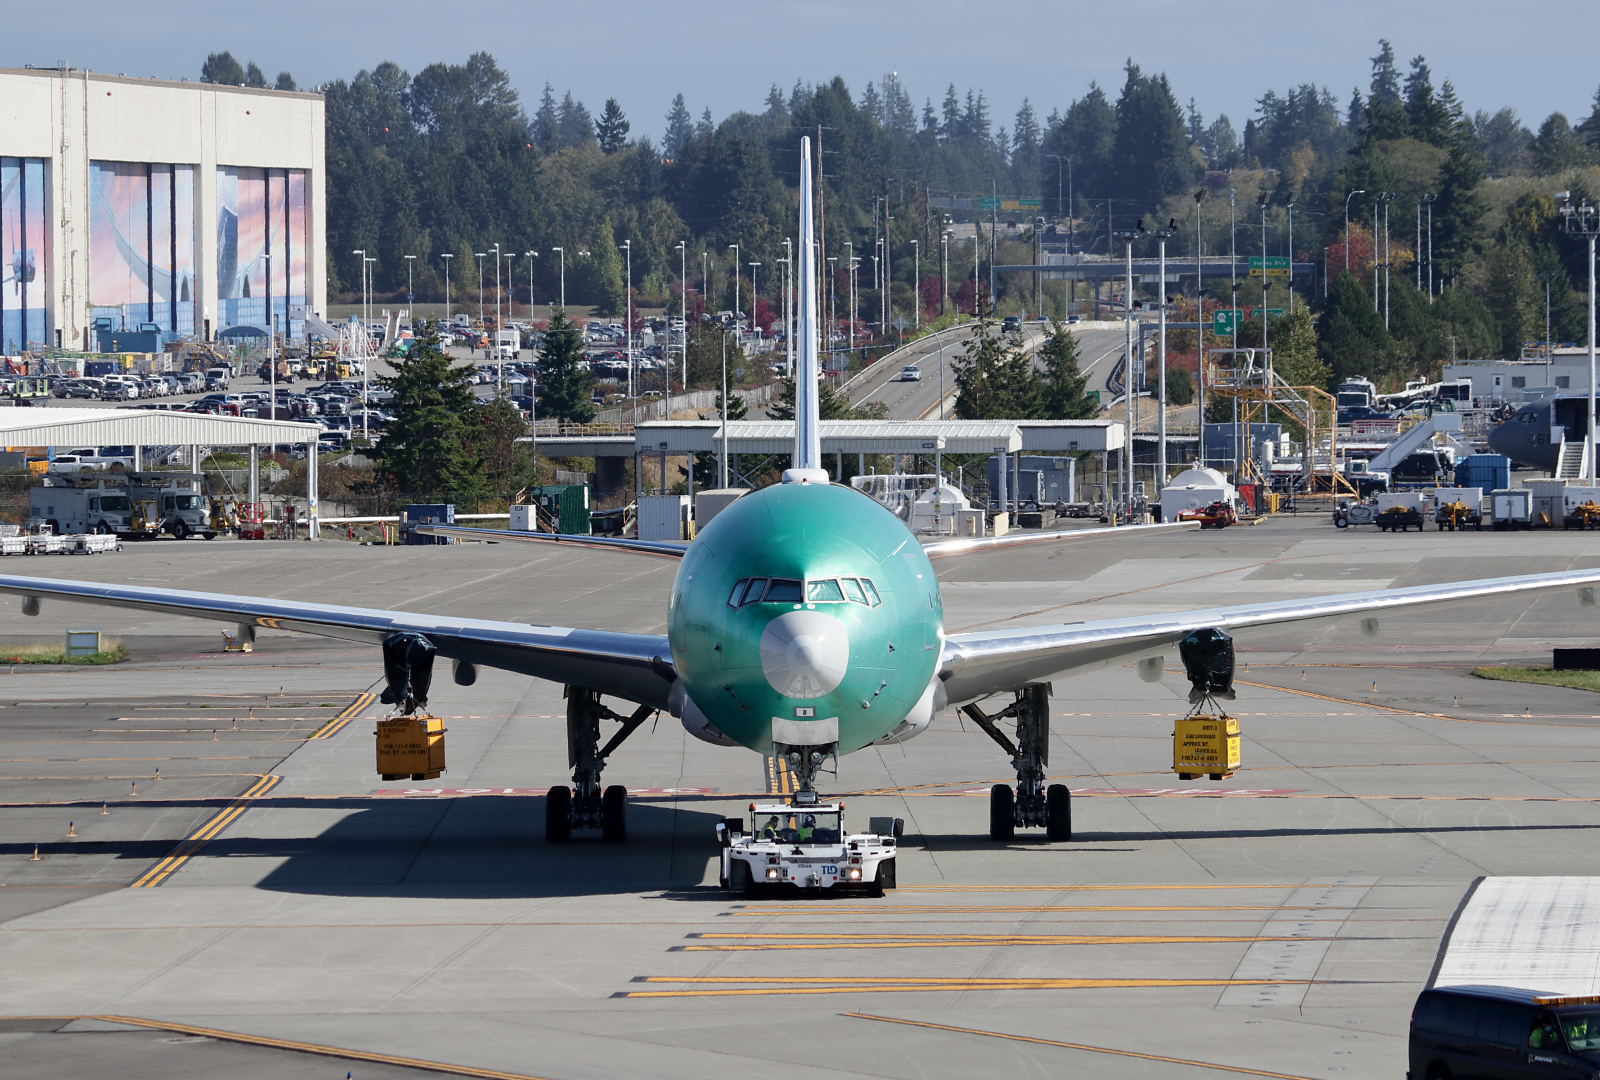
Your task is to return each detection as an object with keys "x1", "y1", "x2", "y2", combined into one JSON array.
[
  {"x1": 126, "y1": 473, "x2": 216, "y2": 539},
  {"x1": 1377, "y1": 505, "x2": 1424, "y2": 532},
  {"x1": 1333, "y1": 501, "x2": 1378, "y2": 528},
  {"x1": 1567, "y1": 501, "x2": 1600, "y2": 530},
  {"x1": 28, "y1": 477, "x2": 138, "y2": 536},
  {"x1": 1178, "y1": 501, "x2": 1236, "y2": 529},
  {"x1": 1435, "y1": 499, "x2": 1483, "y2": 531},
  {"x1": 719, "y1": 802, "x2": 898, "y2": 898},
  {"x1": 1410, "y1": 984, "x2": 1600, "y2": 1080}
]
